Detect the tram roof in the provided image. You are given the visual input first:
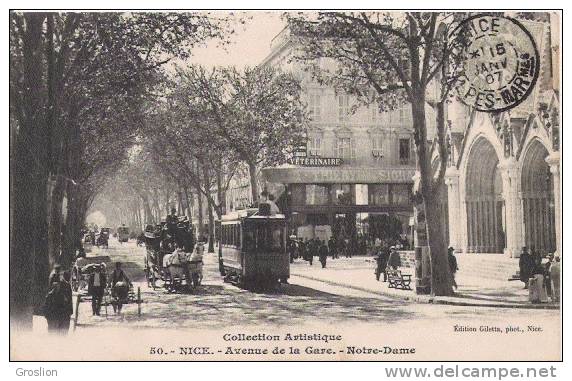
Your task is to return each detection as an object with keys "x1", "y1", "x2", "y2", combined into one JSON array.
[{"x1": 220, "y1": 209, "x2": 286, "y2": 222}]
